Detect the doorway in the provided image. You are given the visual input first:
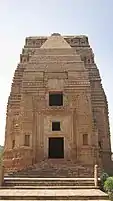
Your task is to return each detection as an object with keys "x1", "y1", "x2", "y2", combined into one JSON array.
[{"x1": 48, "y1": 137, "x2": 64, "y2": 158}]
